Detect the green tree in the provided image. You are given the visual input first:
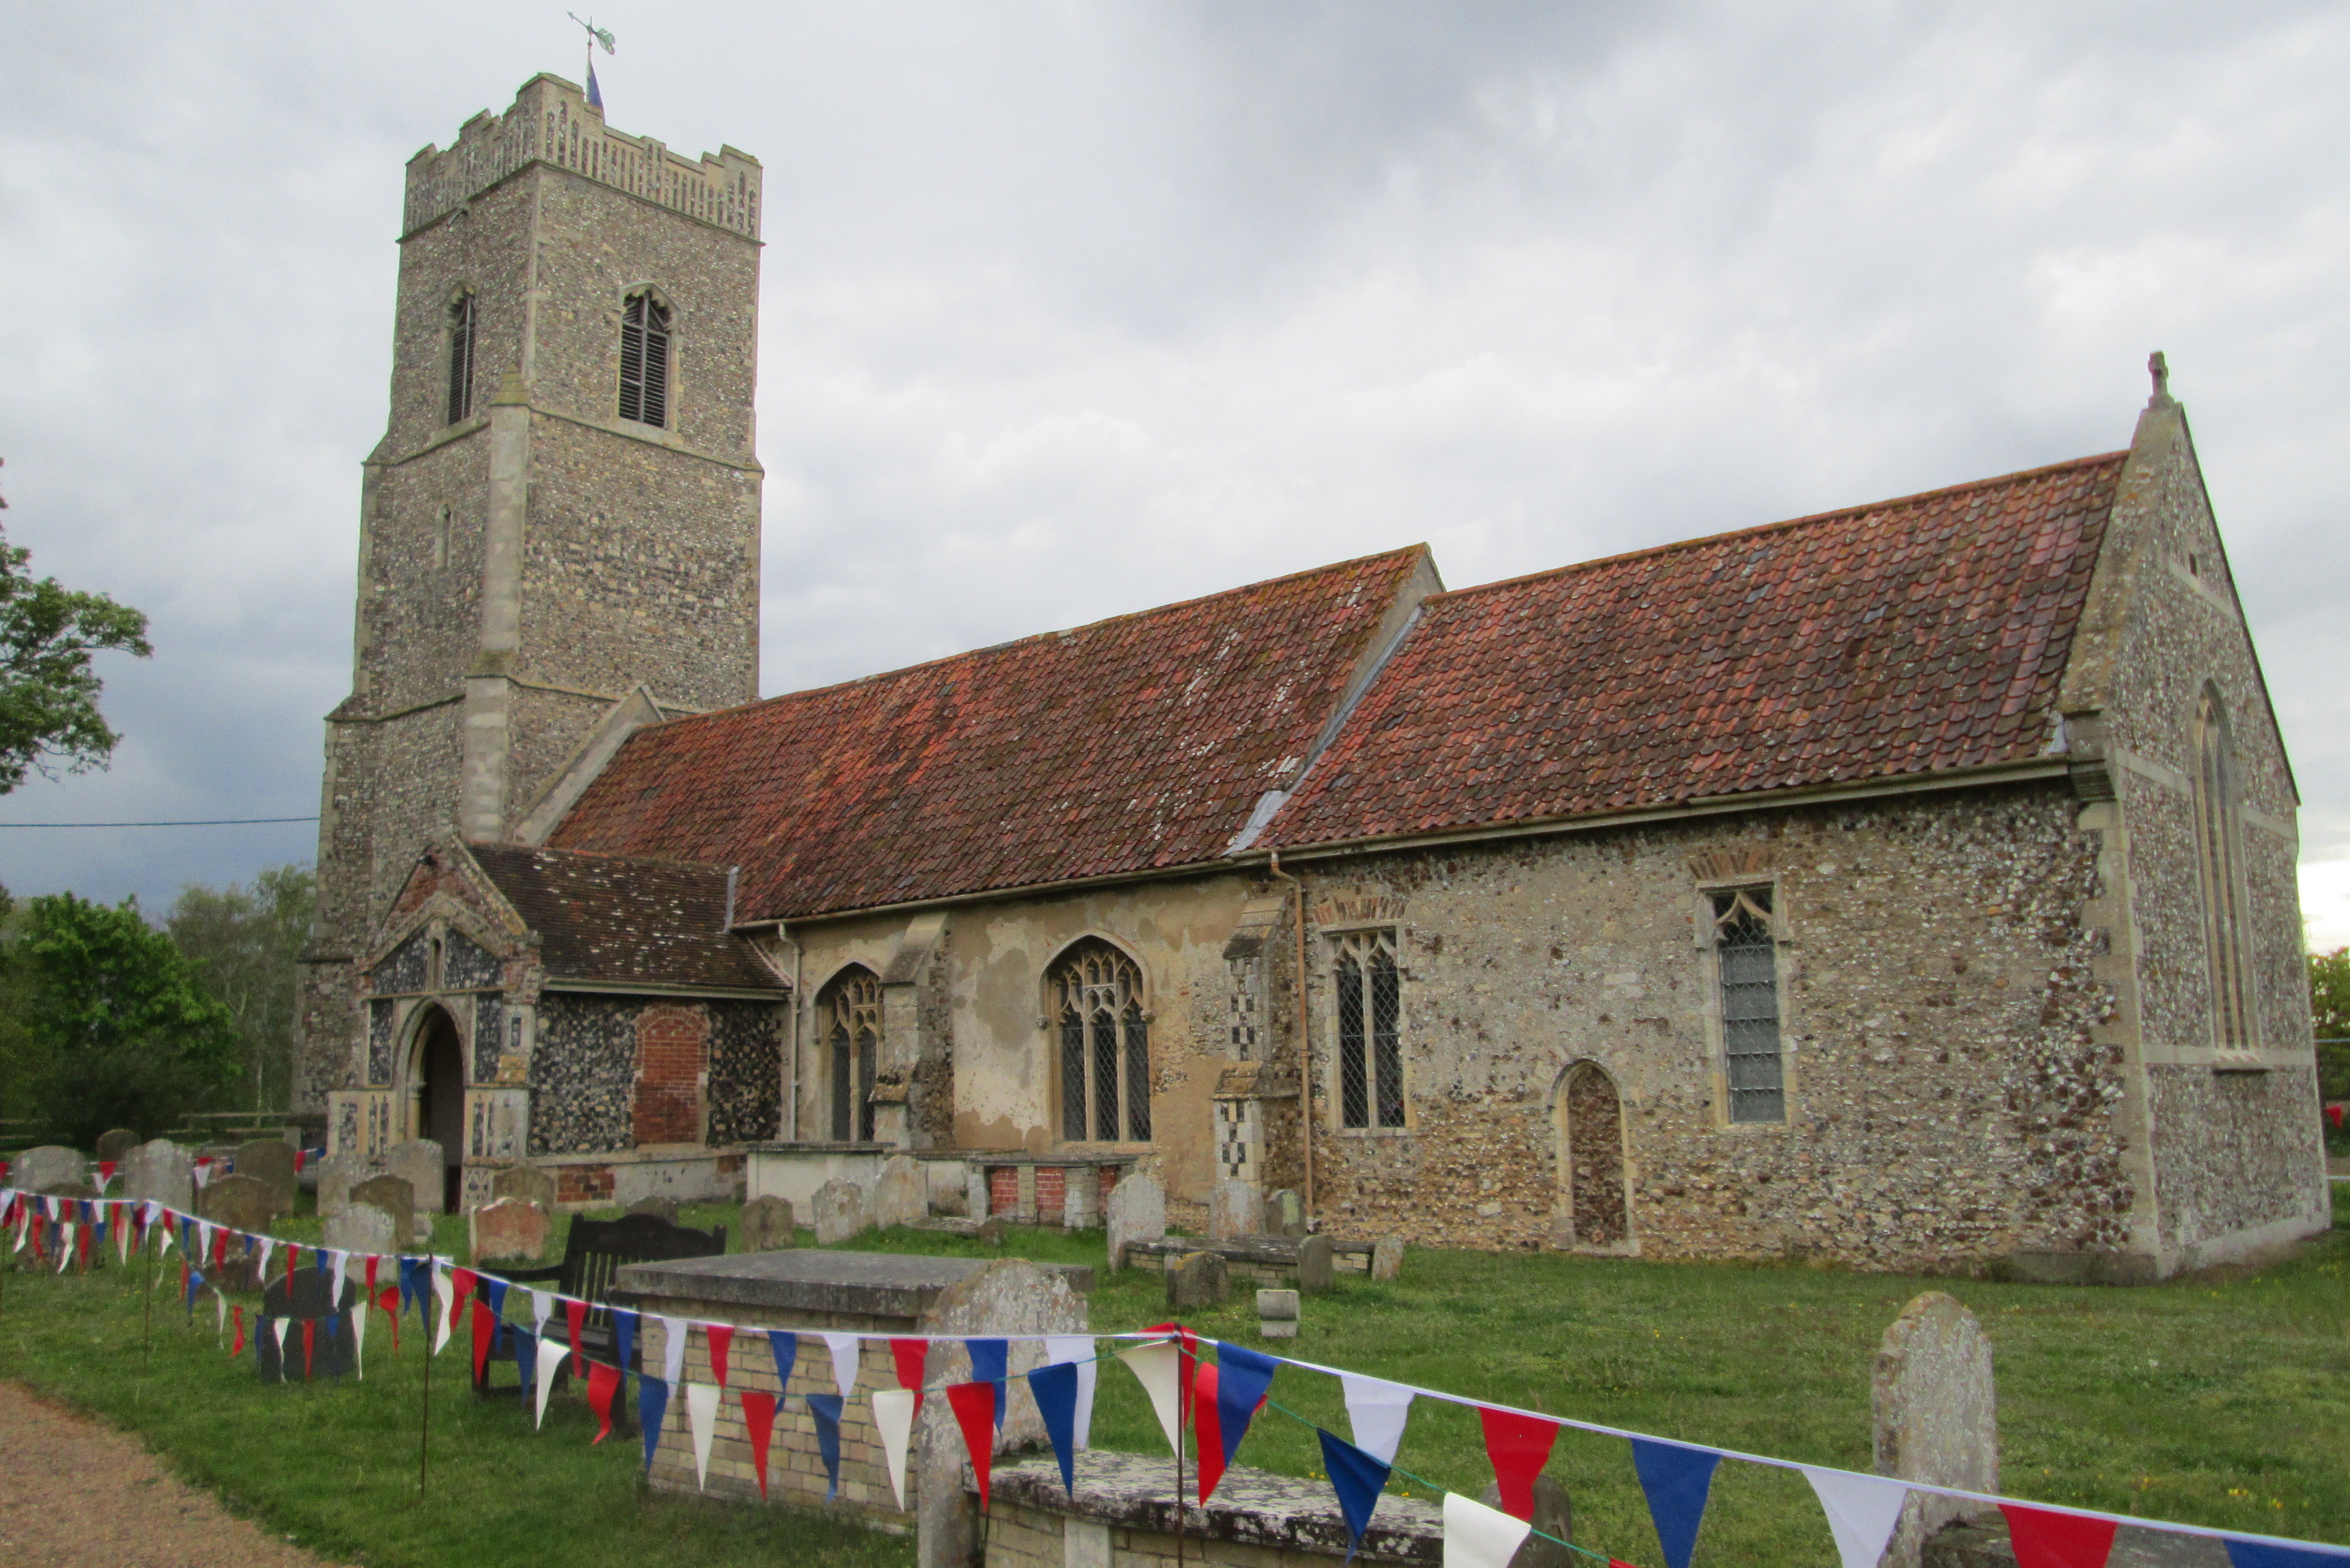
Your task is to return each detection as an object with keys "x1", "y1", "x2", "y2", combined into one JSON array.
[
  {"x1": 0, "y1": 513, "x2": 152, "y2": 792},
  {"x1": 166, "y1": 865, "x2": 314, "y2": 1115},
  {"x1": 2312, "y1": 947, "x2": 2350, "y2": 1105},
  {"x1": 15, "y1": 892, "x2": 237, "y2": 1146}
]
